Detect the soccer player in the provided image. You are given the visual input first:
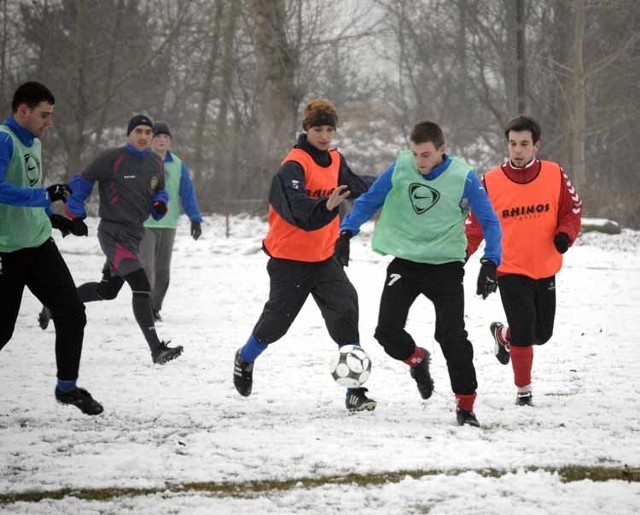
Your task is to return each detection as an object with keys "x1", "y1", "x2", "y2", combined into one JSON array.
[
  {"x1": 335, "y1": 120, "x2": 501, "y2": 427},
  {"x1": 139, "y1": 121, "x2": 203, "y2": 322},
  {"x1": 233, "y1": 98, "x2": 377, "y2": 411},
  {"x1": 466, "y1": 114, "x2": 582, "y2": 406},
  {"x1": 0, "y1": 82, "x2": 102, "y2": 415},
  {"x1": 40, "y1": 115, "x2": 183, "y2": 365}
]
